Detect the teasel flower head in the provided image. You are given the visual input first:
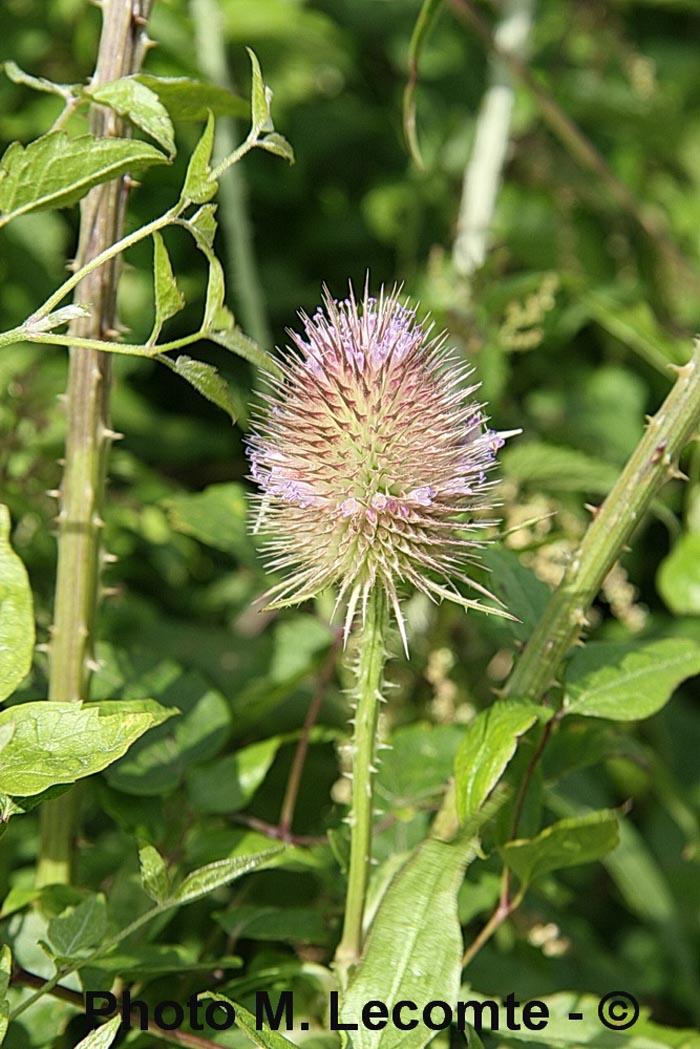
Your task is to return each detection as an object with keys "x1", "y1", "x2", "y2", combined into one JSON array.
[{"x1": 248, "y1": 284, "x2": 517, "y2": 653}]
